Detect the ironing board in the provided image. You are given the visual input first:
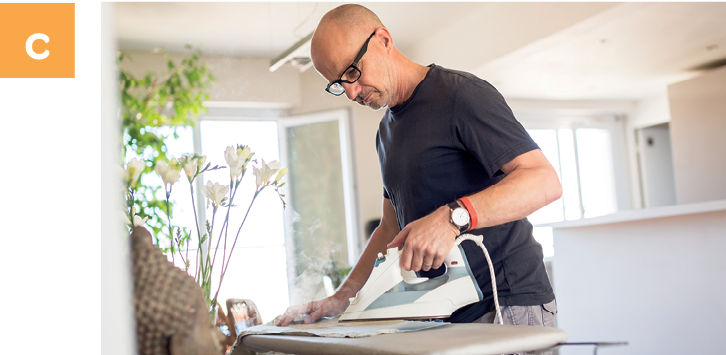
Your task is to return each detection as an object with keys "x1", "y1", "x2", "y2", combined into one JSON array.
[{"x1": 231, "y1": 321, "x2": 567, "y2": 355}]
